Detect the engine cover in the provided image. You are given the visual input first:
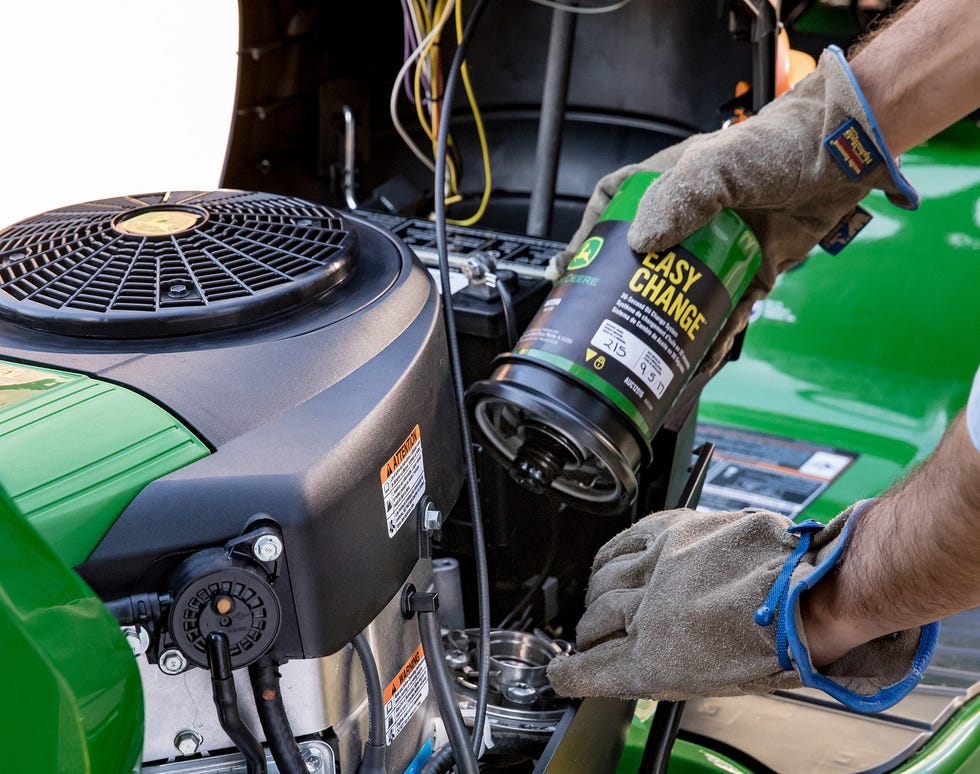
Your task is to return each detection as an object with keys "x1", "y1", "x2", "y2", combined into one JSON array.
[{"x1": 0, "y1": 190, "x2": 463, "y2": 659}]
